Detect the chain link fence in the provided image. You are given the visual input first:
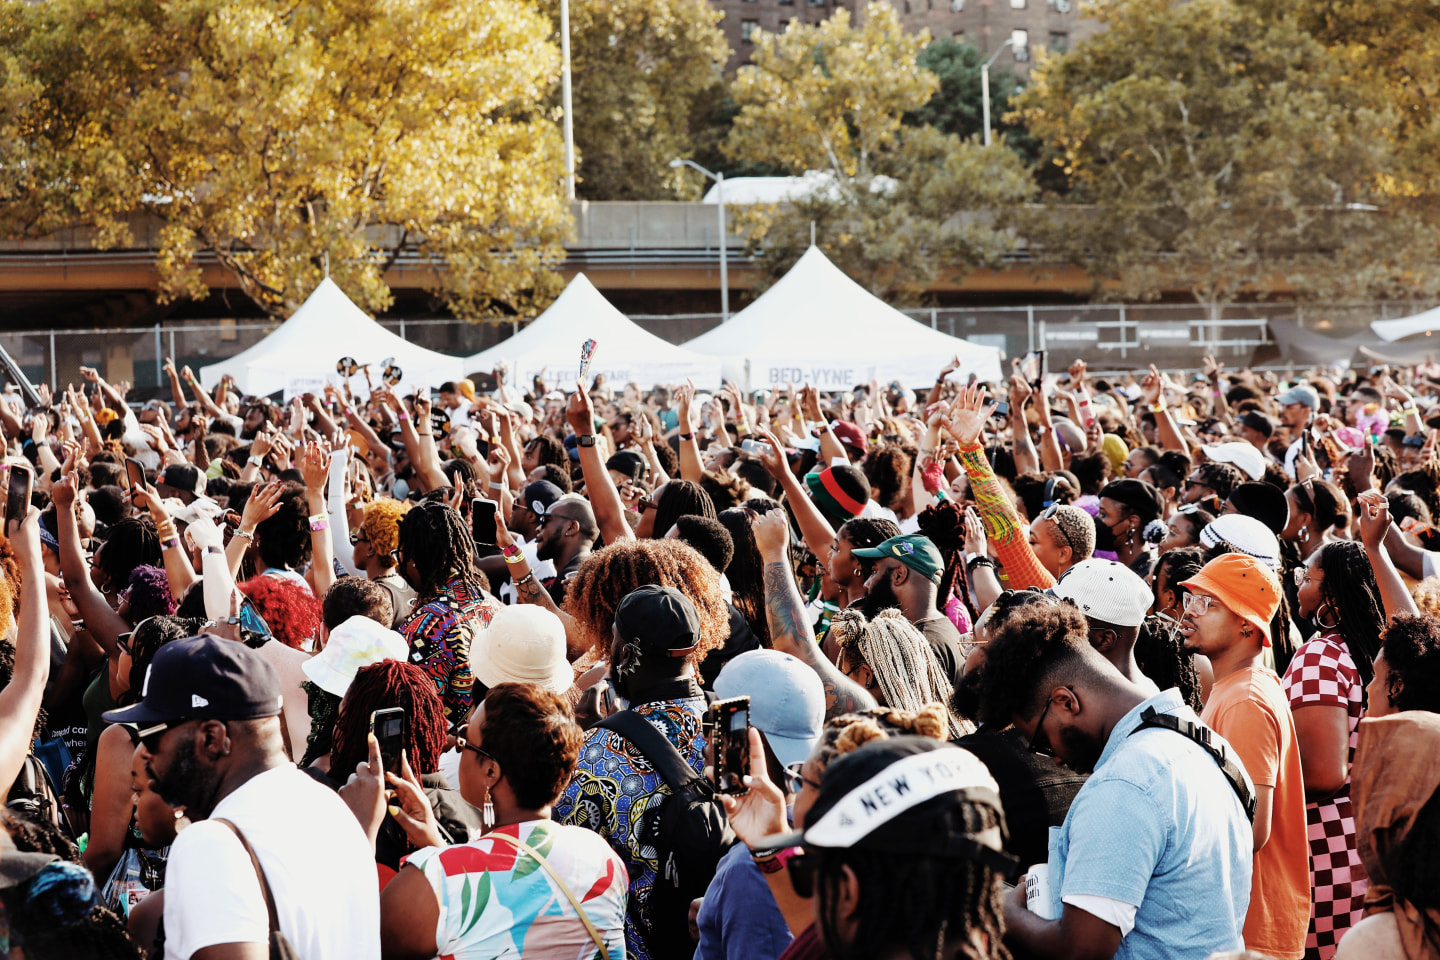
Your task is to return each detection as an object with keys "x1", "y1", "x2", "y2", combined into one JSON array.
[{"x1": 4, "y1": 300, "x2": 1430, "y2": 399}]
